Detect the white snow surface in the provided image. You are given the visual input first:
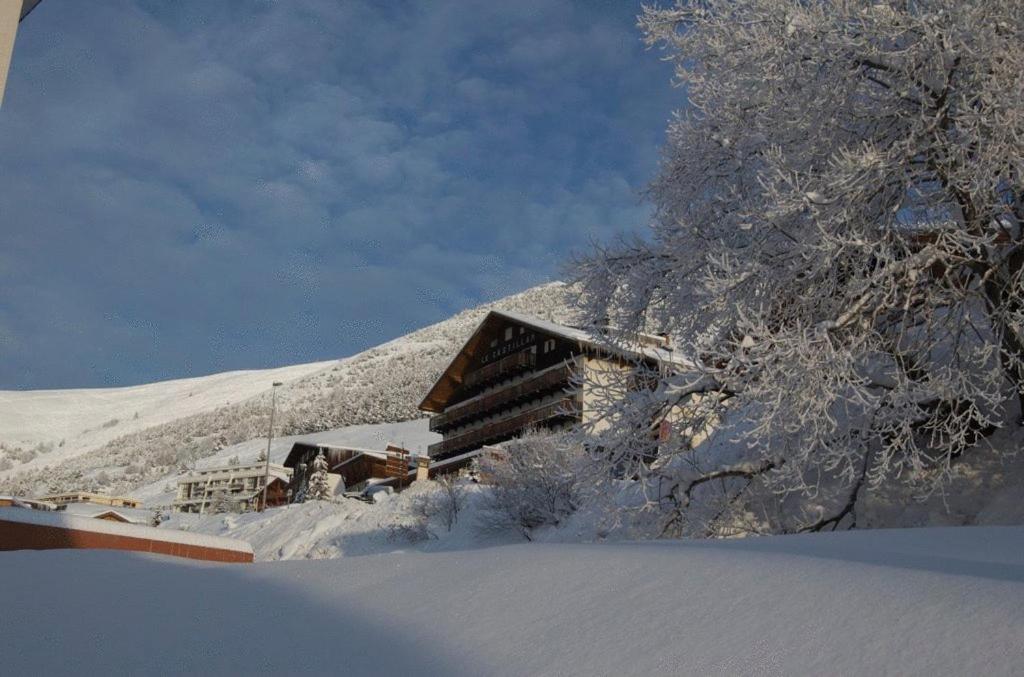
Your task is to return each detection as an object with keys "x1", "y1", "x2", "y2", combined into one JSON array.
[
  {"x1": 0, "y1": 526, "x2": 1021, "y2": 675},
  {"x1": 0, "y1": 360, "x2": 335, "y2": 477},
  {"x1": 159, "y1": 481, "x2": 502, "y2": 561}
]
